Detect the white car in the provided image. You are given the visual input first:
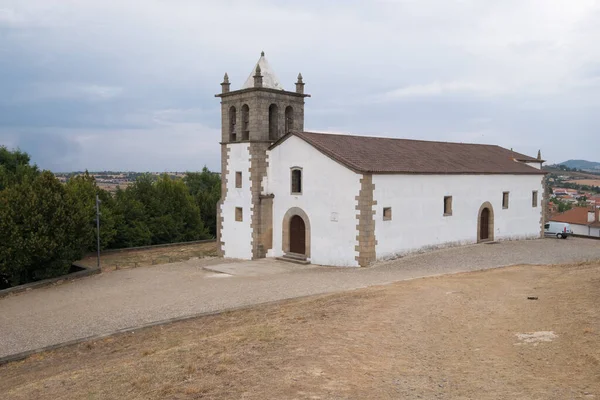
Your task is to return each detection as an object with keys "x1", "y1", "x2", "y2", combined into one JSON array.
[{"x1": 544, "y1": 222, "x2": 572, "y2": 239}]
